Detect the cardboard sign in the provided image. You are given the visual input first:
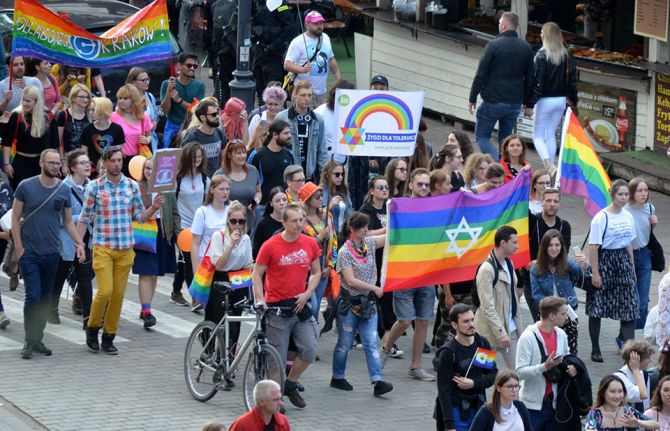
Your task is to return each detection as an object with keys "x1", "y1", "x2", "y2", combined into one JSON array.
[{"x1": 147, "y1": 148, "x2": 181, "y2": 193}]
